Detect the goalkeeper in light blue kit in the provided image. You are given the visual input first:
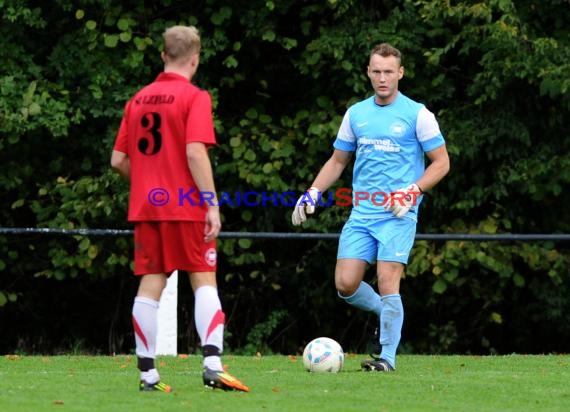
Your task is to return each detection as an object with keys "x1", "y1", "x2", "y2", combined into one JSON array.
[{"x1": 292, "y1": 43, "x2": 450, "y2": 371}]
